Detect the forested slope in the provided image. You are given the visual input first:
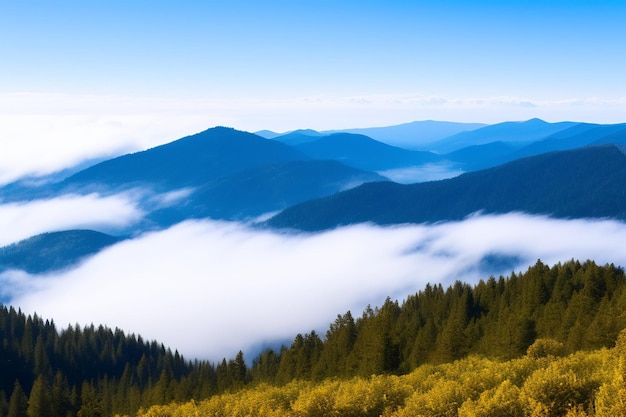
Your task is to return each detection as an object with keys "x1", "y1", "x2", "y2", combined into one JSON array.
[{"x1": 1, "y1": 259, "x2": 625, "y2": 416}]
